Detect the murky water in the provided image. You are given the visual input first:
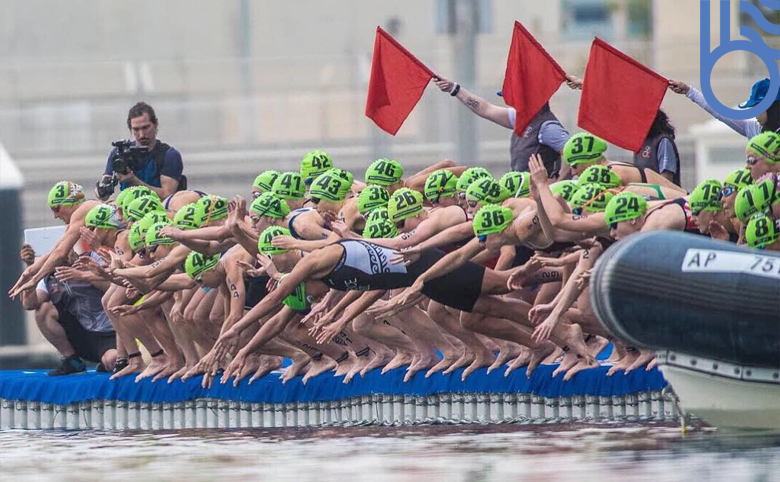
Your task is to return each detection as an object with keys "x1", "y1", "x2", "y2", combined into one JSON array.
[{"x1": 0, "y1": 423, "x2": 778, "y2": 482}]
